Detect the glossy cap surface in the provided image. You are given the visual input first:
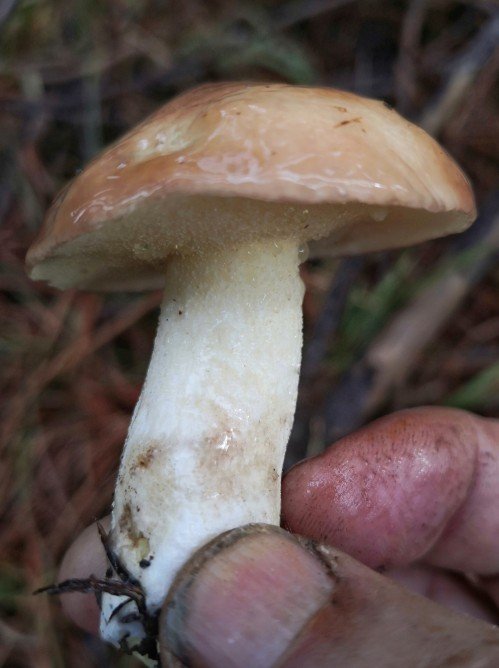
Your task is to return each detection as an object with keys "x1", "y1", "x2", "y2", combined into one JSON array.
[{"x1": 27, "y1": 82, "x2": 475, "y2": 290}]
